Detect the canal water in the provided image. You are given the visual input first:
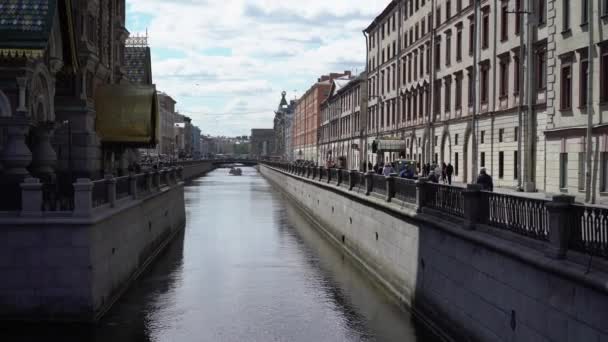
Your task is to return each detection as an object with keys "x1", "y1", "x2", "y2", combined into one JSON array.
[{"x1": 2, "y1": 167, "x2": 439, "y2": 342}]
